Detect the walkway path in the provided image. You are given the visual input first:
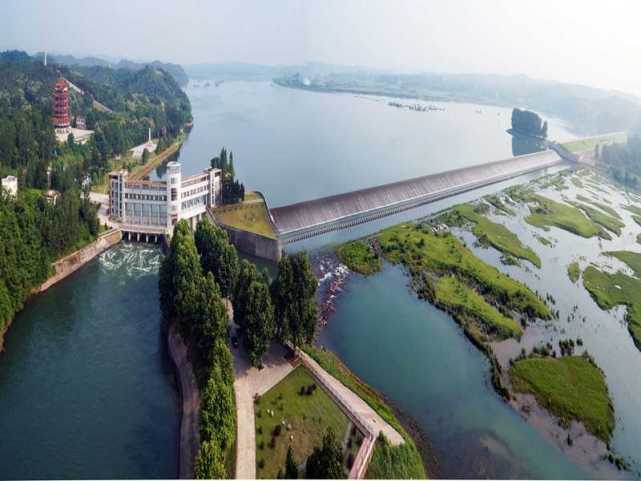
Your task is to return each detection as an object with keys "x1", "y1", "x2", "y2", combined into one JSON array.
[
  {"x1": 233, "y1": 342, "x2": 295, "y2": 479},
  {"x1": 168, "y1": 323, "x2": 201, "y2": 479},
  {"x1": 298, "y1": 349, "x2": 403, "y2": 446}
]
